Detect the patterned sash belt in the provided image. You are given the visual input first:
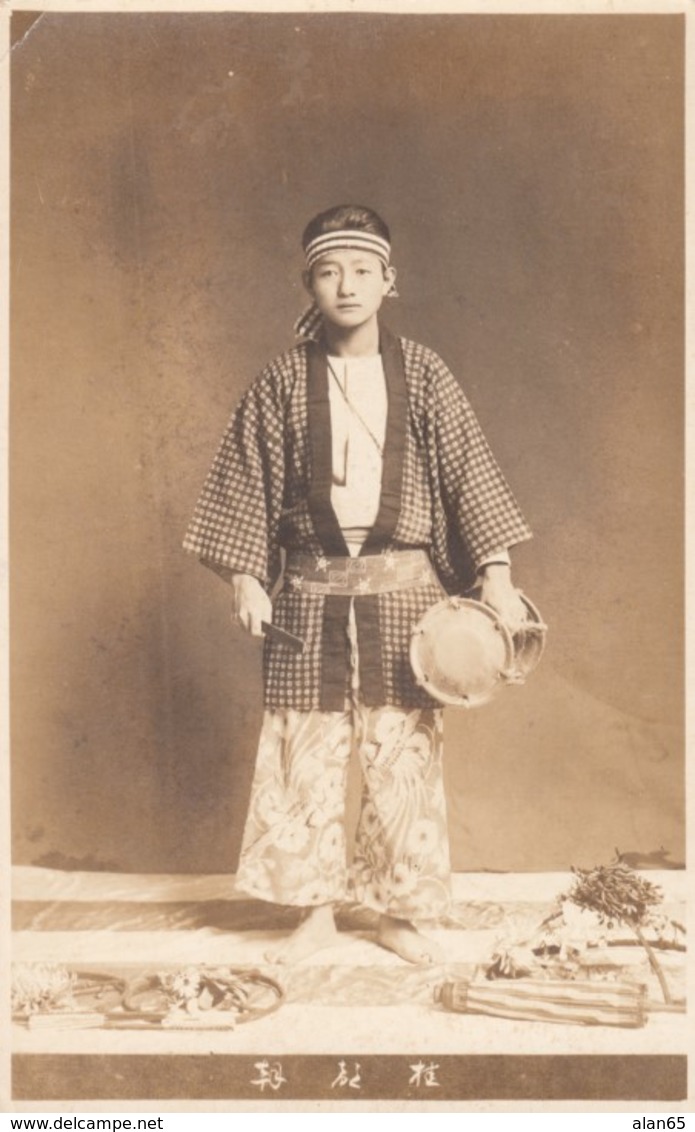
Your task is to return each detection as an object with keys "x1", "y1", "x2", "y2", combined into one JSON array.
[{"x1": 285, "y1": 549, "x2": 438, "y2": 596}]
